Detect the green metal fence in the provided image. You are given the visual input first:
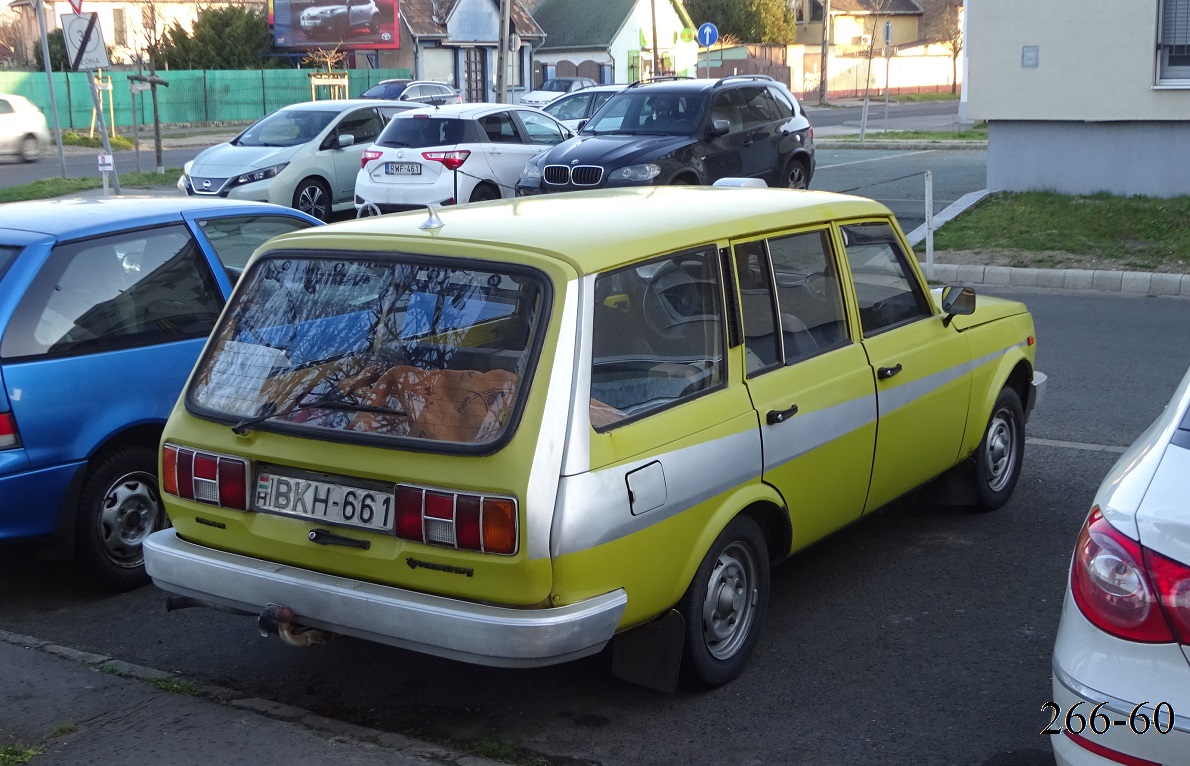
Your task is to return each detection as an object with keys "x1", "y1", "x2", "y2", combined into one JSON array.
[{"x1": 0, "y1": 68, "x2": 413, "y2": 131}]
